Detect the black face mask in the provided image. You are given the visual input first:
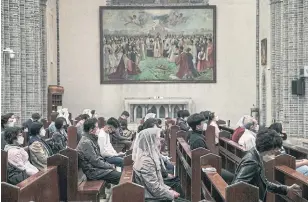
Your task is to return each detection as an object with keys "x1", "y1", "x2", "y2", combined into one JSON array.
[{"x1": 63, "y1": 125, "x2": 68, "y2": 132}]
